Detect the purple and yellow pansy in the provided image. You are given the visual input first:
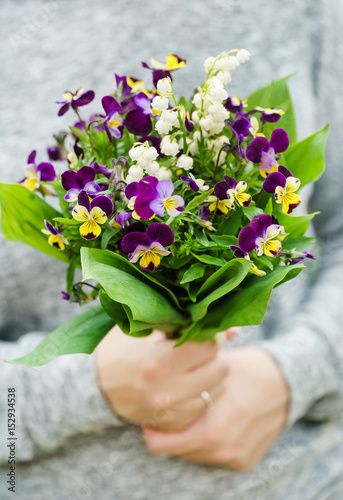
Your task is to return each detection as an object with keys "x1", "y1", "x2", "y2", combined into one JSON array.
[
  {"x1": 214, "y1": 175, "x2": 252, "y2": 208},
  {"x1": 238, "y1": 214, "x2": 282, "y2": 258},
  {"x1": 61, "y1": 165, "x2": 101, "y2": 202},
  {"x1": 121, "y1": 222, "x2": 174, "y2": 271},
  {"x1": 20, "y1": 150, "x2": 56, "y2": 194},
  {"x1": 246, "y1": 128, "x2": 289, "y2": 177},
  {"x1": 56, "y1": 88, "x2": 95, "y2": 117},
  {"x1": 42, "y1": 220, "x2": 68, "y2": 250},
  {"x1": 72, "y1": 191, "x2": 113, "y2": 240},
  {"x1": 262, "y1": 166, "x2": 301, "y2": 214}
]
